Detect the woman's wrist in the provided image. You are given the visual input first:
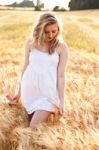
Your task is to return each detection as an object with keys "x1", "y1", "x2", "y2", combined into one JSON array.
[{"x1": 60, "y1": 98, "x2": 64, "y2": 105}]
